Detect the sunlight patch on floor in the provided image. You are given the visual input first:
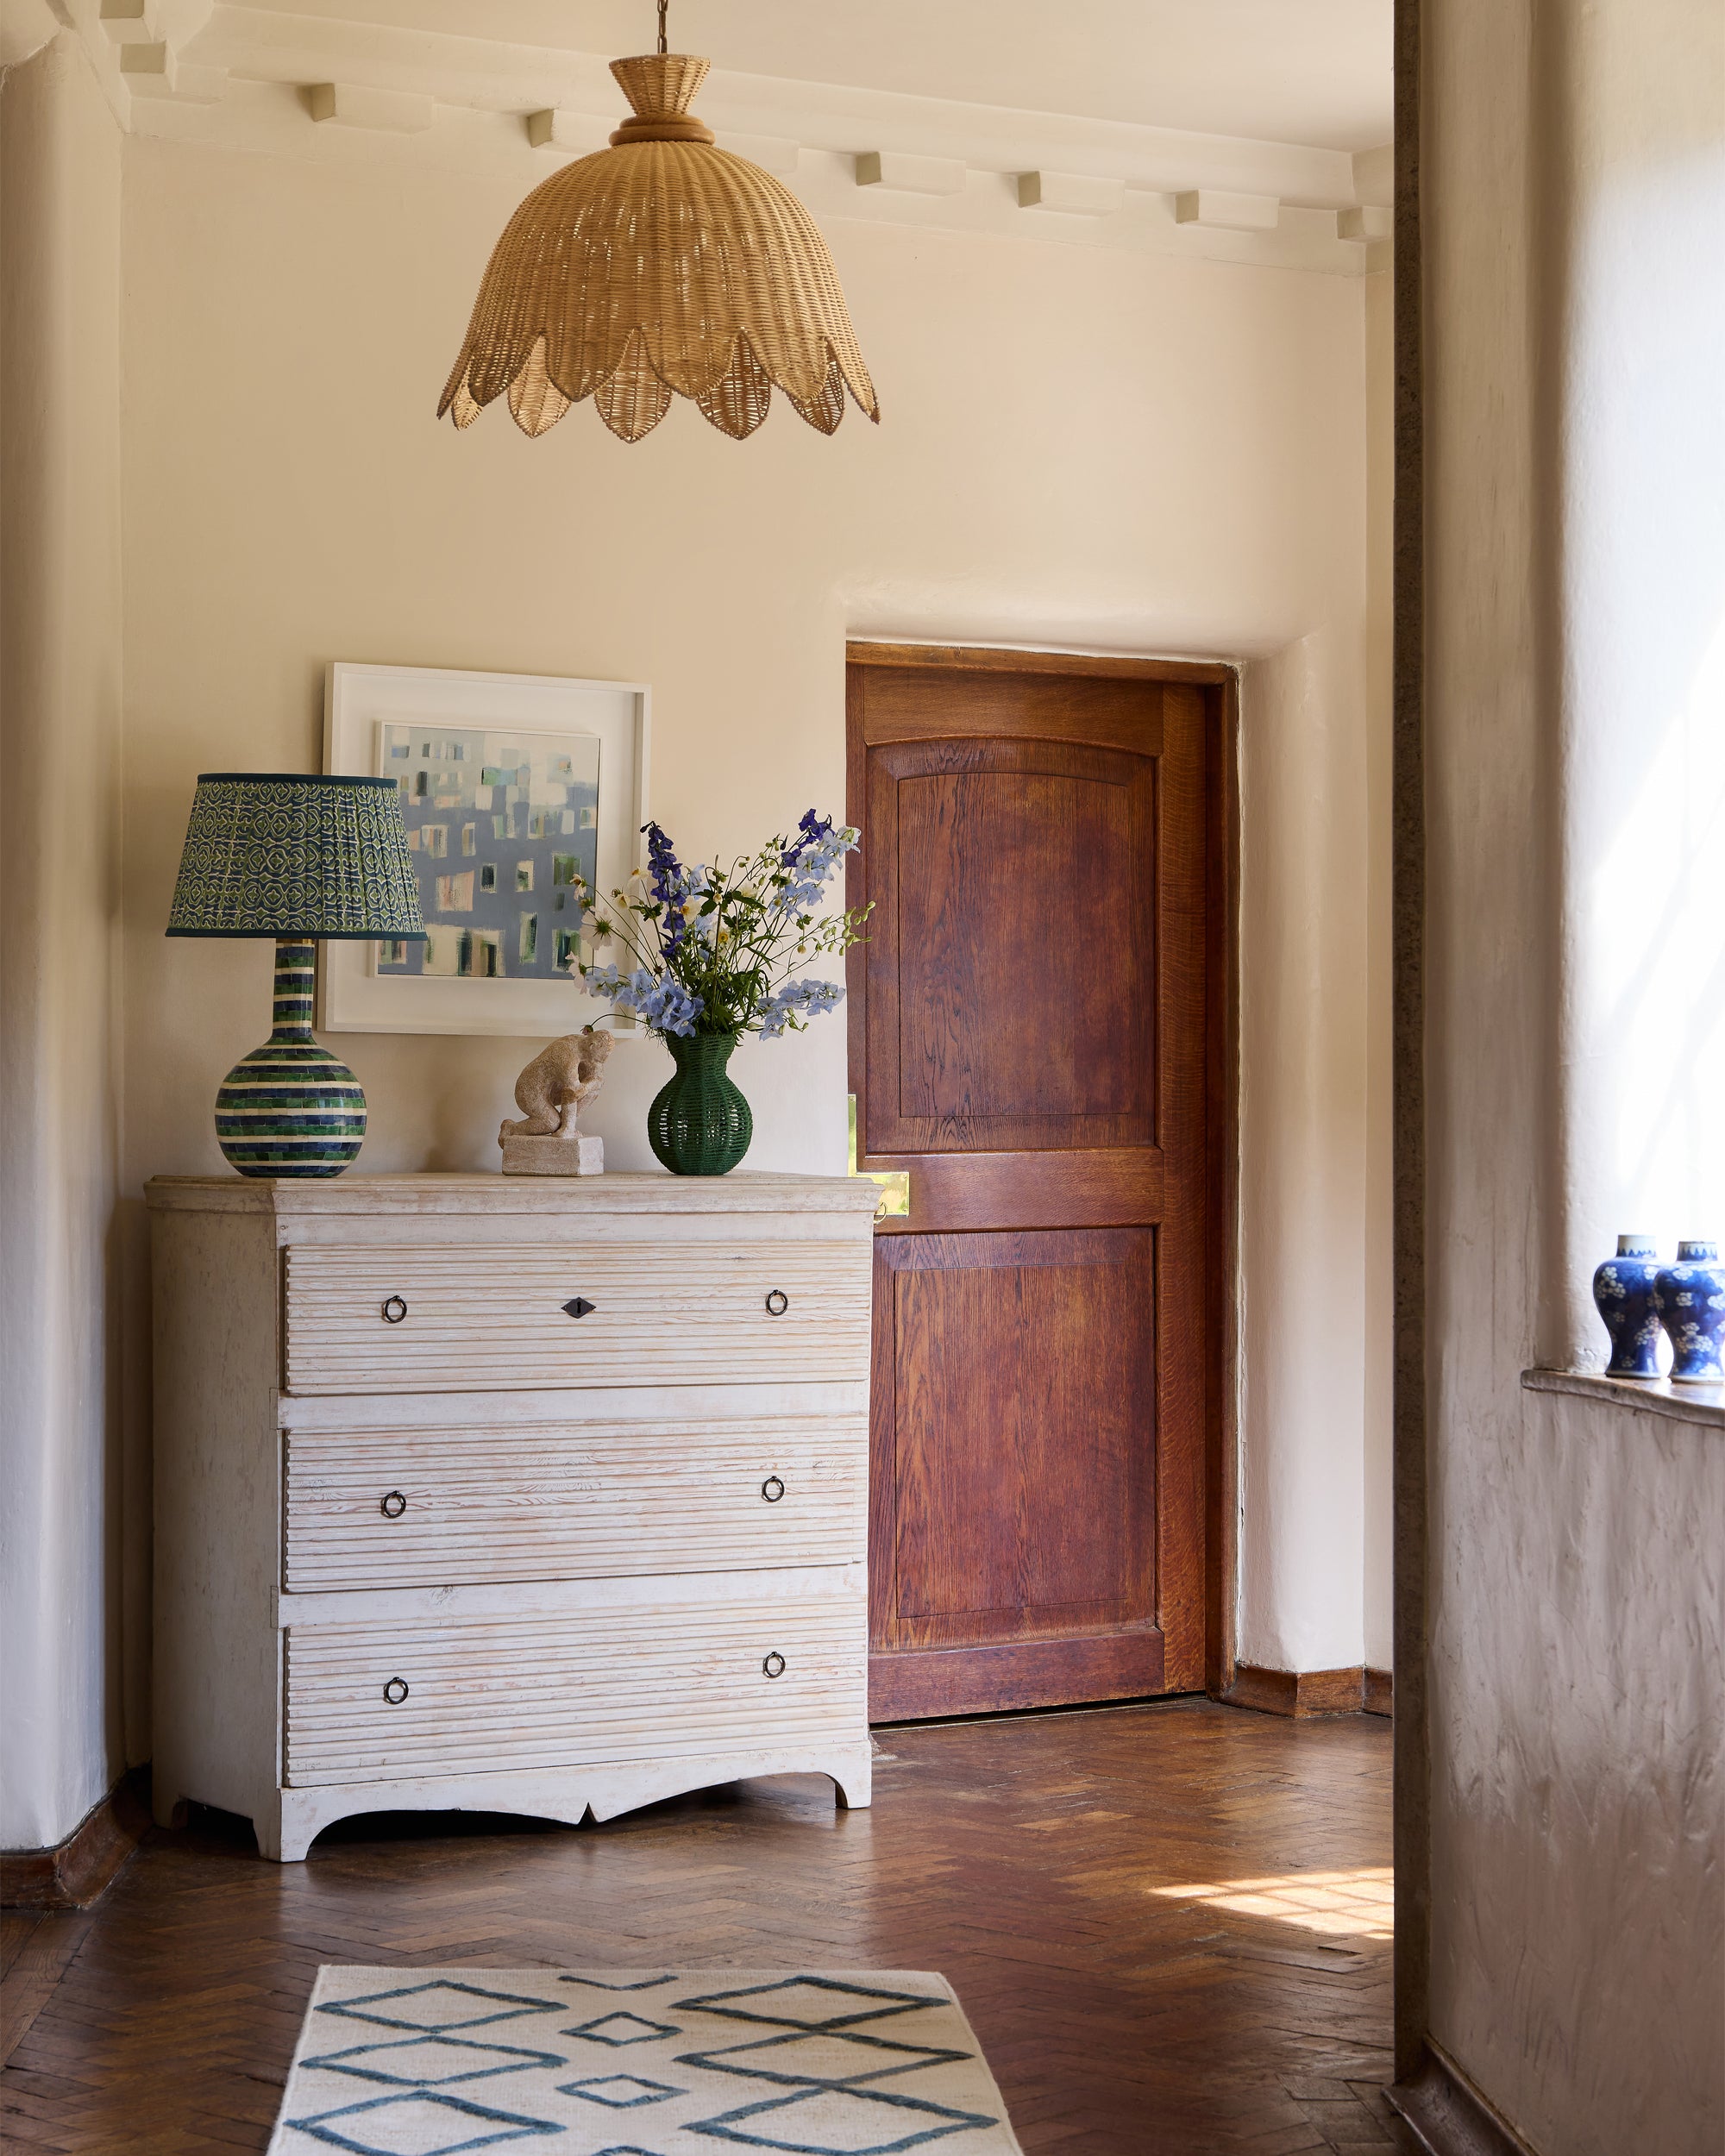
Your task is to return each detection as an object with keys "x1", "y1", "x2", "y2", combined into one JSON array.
[{"x1": 1151, "y1": 1865, "x2": 1394, "y2": 1940}]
